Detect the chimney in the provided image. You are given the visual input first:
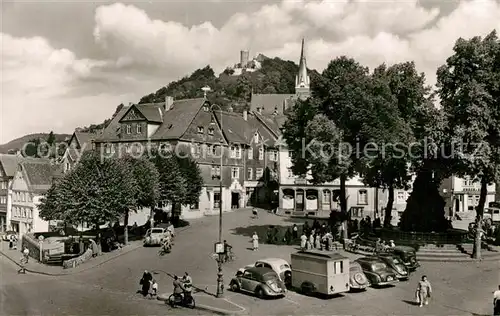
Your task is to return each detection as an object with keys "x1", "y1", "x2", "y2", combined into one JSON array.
[
  {"x1": 165, "y1": 96, "x2": 174, "y2": 111},
  {"x1": 243, "y1": 110, "x2": 248, "y2": 121}
]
